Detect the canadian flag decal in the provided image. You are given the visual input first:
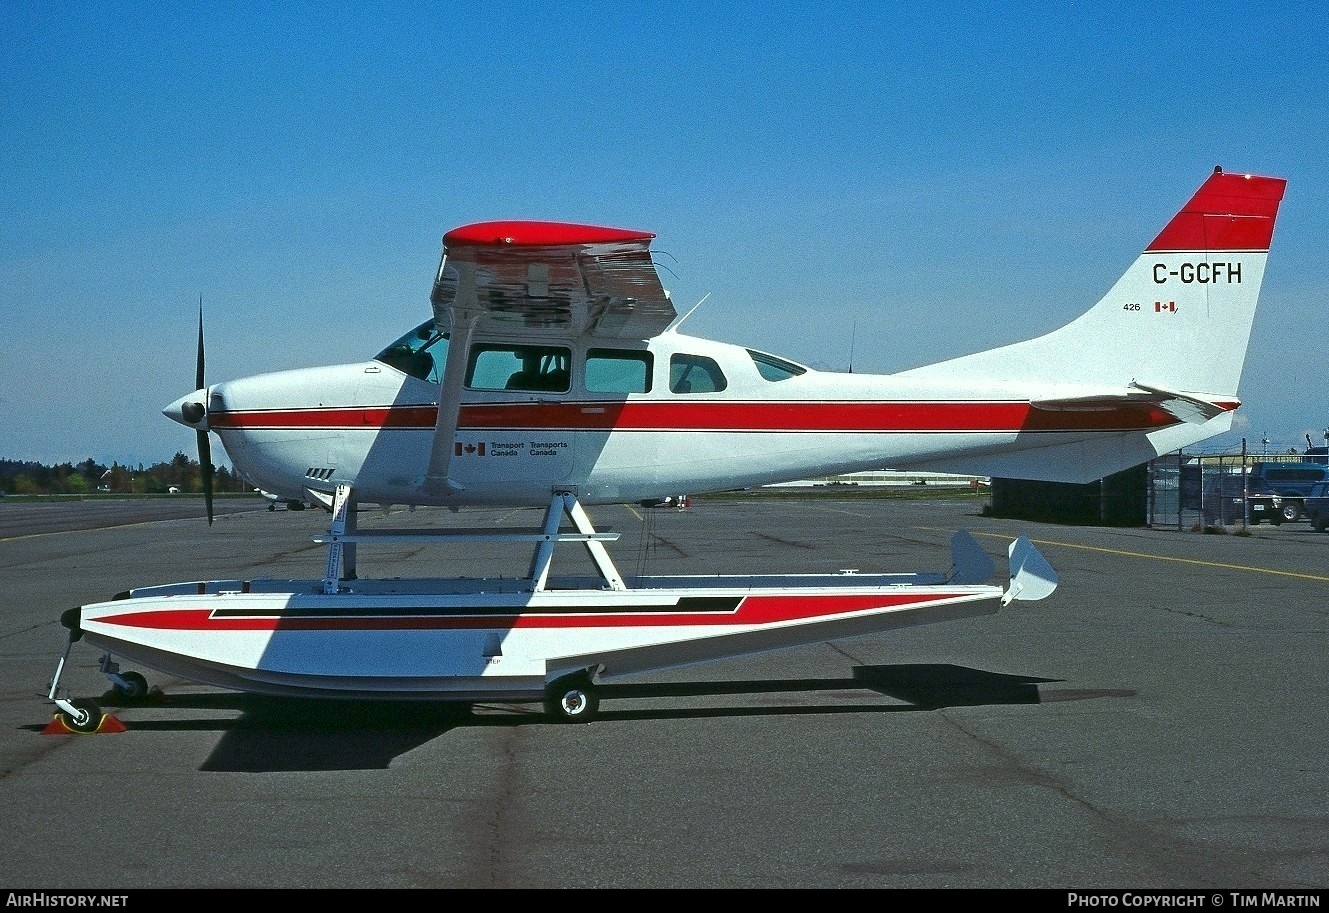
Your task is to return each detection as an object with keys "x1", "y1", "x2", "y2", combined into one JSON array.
[{"x1": 454, "y1": 442, "x2": 486, "y2": 457}]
